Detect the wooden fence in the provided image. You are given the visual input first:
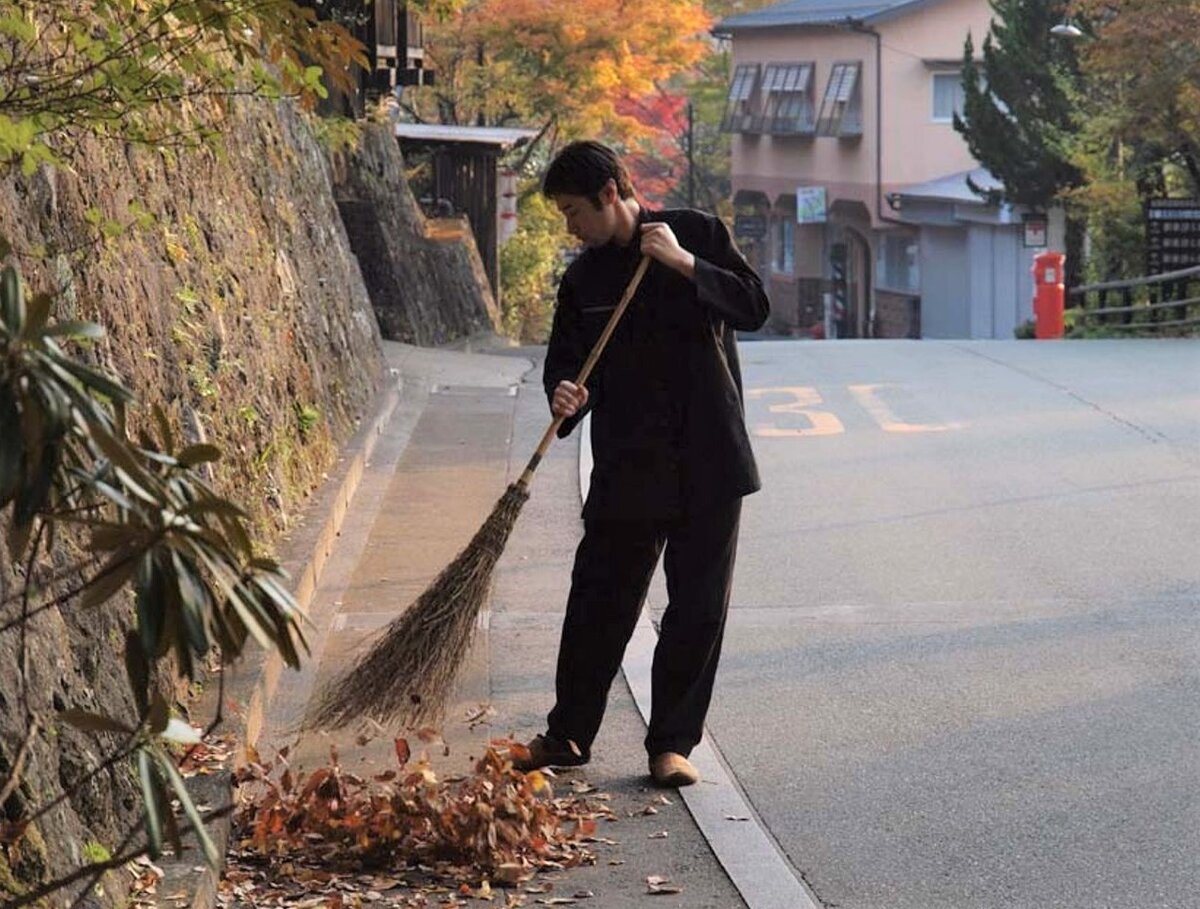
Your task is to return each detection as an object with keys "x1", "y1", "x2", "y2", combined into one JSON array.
[{"x1": 1068, "y1": 263, "x2": 1200, "y2": 334}]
